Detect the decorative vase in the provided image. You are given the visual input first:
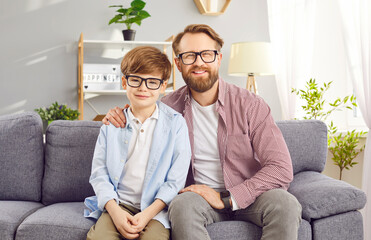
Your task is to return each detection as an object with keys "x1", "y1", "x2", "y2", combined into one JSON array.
[{"x1": 122, "y1": 29, "x2": 136, "y2": 41}]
